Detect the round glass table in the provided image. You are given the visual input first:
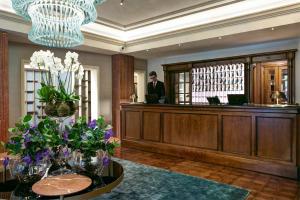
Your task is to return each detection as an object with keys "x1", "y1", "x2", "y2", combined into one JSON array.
[{"x1": 5, "y1": 160, "x2": 124, "y2": 200}]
